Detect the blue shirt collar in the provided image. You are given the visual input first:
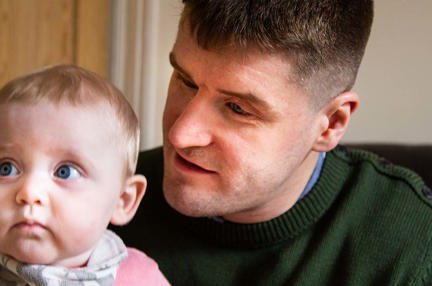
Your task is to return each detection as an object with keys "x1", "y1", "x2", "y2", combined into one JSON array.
[{"x1": 298, "y1": 152, "x2": 326, "y2": 201}]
